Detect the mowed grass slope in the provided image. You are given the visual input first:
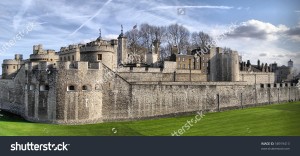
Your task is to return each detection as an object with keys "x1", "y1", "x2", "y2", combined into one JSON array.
[{"x1": 0, "y1": 102, "x2": 300, "y2": 136}]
